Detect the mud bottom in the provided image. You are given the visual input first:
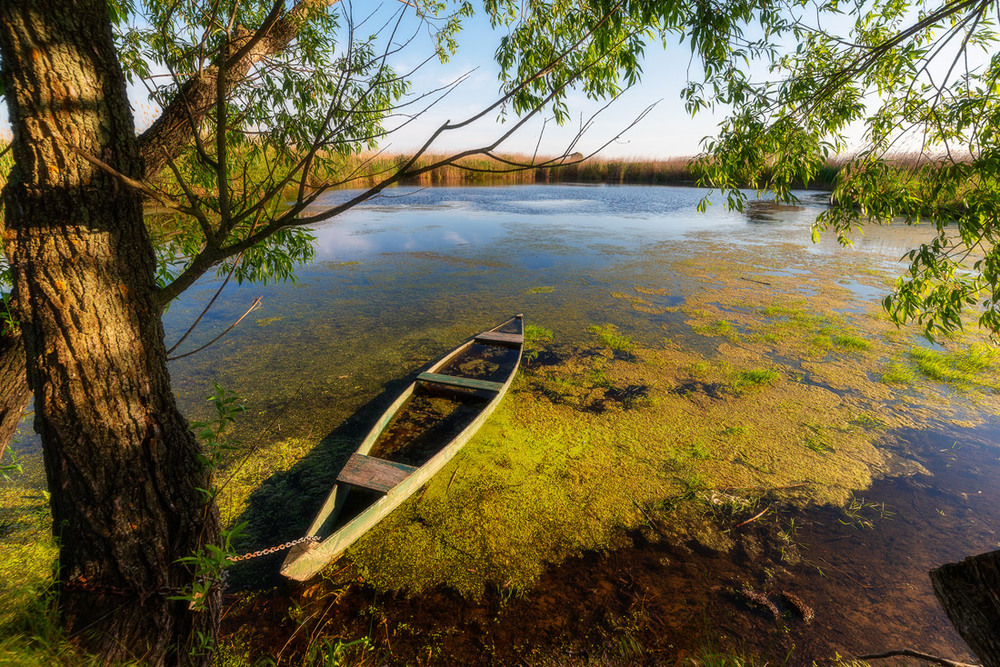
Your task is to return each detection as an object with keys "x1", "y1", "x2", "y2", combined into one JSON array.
[{"x1": 223, "y1": 423, "x2": 999, "y2": 665}]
